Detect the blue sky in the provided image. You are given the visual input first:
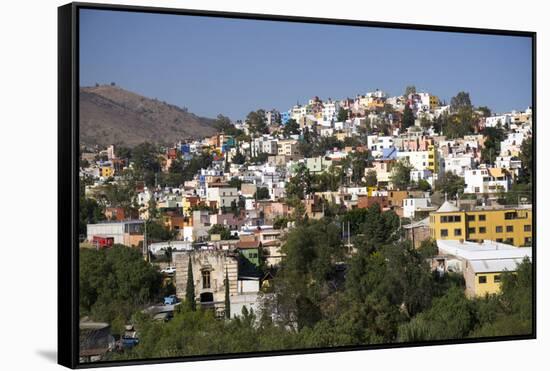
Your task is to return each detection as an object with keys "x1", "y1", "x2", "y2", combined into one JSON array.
[{"x1": 80, "y1": 9, "x2": 532, "y2": 120}]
